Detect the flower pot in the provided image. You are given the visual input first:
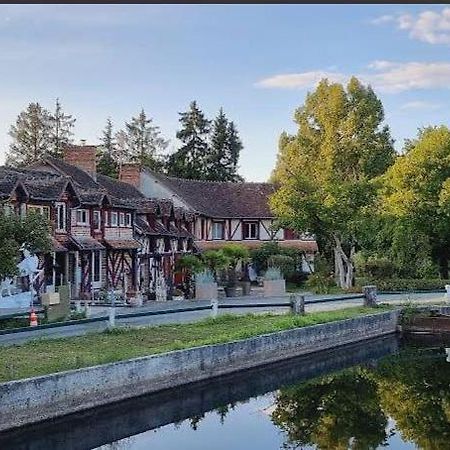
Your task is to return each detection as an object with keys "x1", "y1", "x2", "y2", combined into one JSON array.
[
  {"x1": 195, "y1": 282, "x2": 218, "y2": 301},
  {"x1": 263, "y1": 279, "x2": 286, "y2": 297},
  {"x1": 240, "y1": 281, "x2": 251, "y2": 296},
  {"x1": 224, "y1": 286, "x2": 238, "y2": 297}
]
